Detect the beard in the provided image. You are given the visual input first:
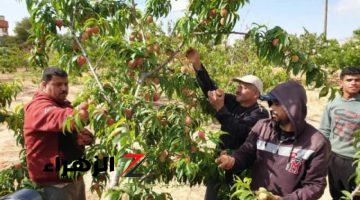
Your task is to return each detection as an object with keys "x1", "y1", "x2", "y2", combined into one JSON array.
[
  {"x1": 270, "y1": 111, "x2": 290, "y2": 125},
  {"x1": 278, "y1": 118, "x2": 291, "y2": 126}
]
